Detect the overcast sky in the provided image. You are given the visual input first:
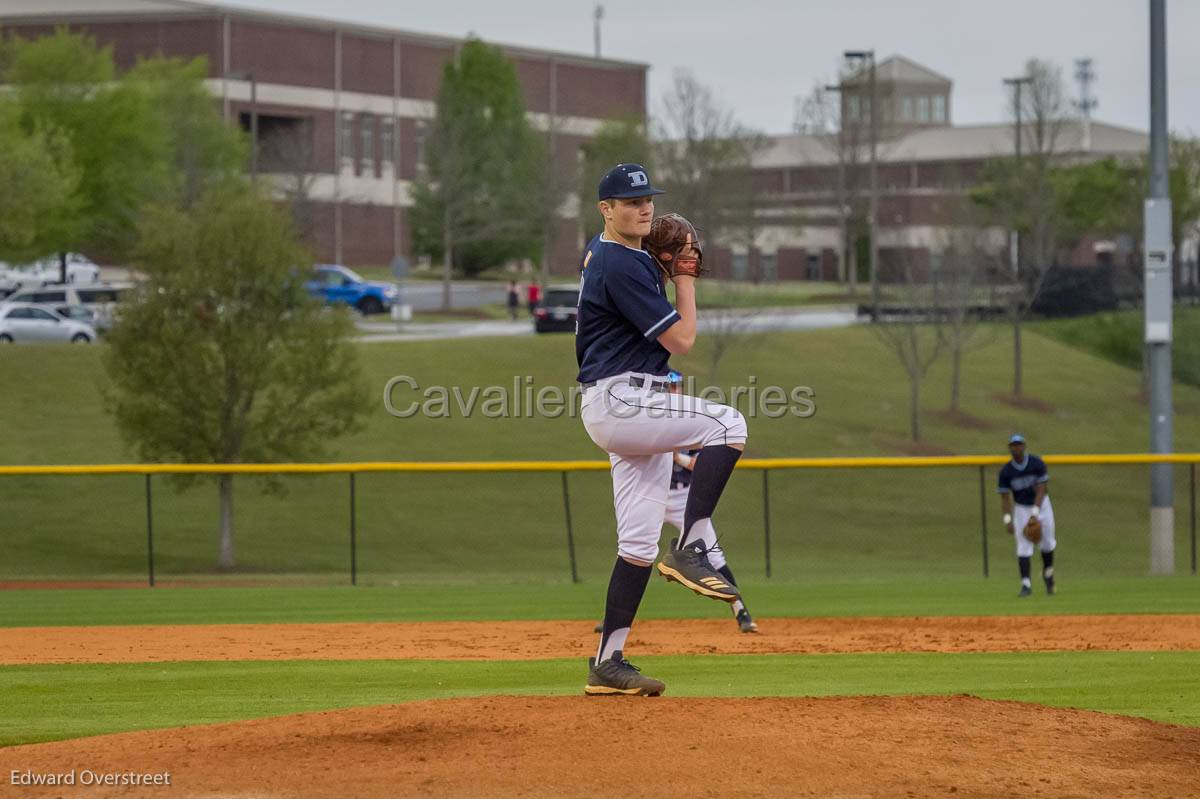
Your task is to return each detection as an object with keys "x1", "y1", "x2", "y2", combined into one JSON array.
[{"x1": 215, "y1": 0, "x2": 1198, "y2": 135}]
